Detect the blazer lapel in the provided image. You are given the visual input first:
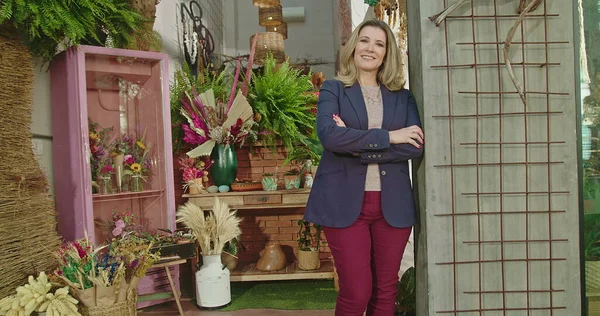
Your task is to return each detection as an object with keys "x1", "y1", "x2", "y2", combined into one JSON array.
[
  {"x1": 344, "y1": 83, "x2": 368, "y2": 130},
  {"x1": 381, "y1": 85, "x2": 398, "y2": 130}
]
